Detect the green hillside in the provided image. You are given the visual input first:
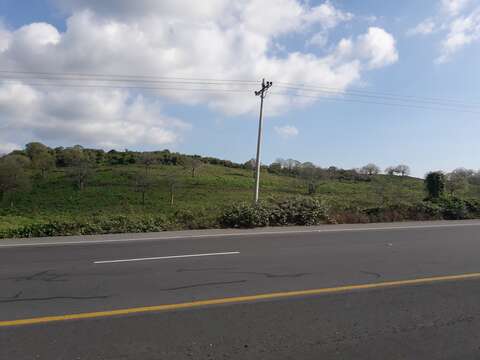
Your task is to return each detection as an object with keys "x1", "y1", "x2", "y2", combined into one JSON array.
[{"x1": 1, "y1": 143, "x2": 480, "y2": 238}]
